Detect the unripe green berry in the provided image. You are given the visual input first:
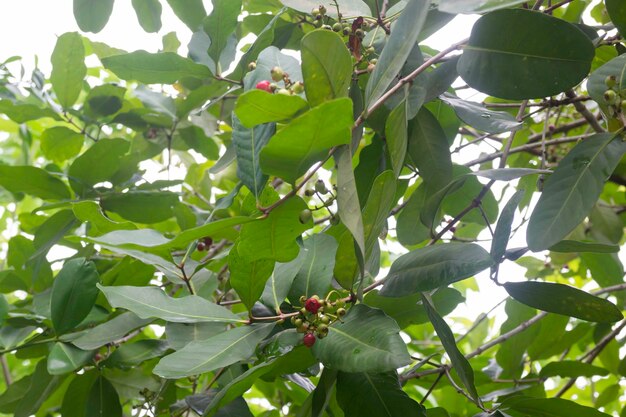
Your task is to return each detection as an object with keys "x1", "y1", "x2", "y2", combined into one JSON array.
[
  {"x1": 277, "y1": 88, "x2": 291, "y2": 96},
  {"x1": 292, "y1": 81, "x2": 304, "y2": 94},
  {"x1": 315, "y1": 179, "x2": 328, "y2": 194},
  {"x1": 337, "y1": 307, "x2": 346, "y2": 317},
  {"x1": 322, "y1": 24, "x2": 332, "y2": 30},
  {"x1": 606, "y1": 75, "x2": 617, "y2": 89},
  {"x1": 367, "y1": 63, "x2": 376, "y2": 73},
  {"x1": 342, "y1": 27, "x2": 351, "y2": 36},
  {"x1": 270, "y1": 66, "x2": 284, "y2": 82},
  {"x1": 333, "y1": 22, "x2": 342, "y2": 32},
  {"x1": 365, "y1": 46, "x2": 375, "y2": 55},
  {"x1": 621, "y1": 100, "x2": 626, "y2": 112},
  {"x1": 299, "y1": 209, "x2": 312, "y2": 224},
  {"x1": 299, "y1": 295, "x2": 307, "y2": 304},
  {"x1": 355, "y1": 28, "x2": 365, "y2": 39},
  {"x1": 319, "y1": 5, "x2": 327, "y2": 15},
  {"x1": 248, "y1": 61, "x2": 256, "y2": 71},
  {"x1": 335, "y1": 299, "x2": 345, "y2": 308},
  {"x1": 294, "y1": 318, "x2": 303, "y2": 327},
  {"x1": 320, "y1": 315, "x2": 330, "y2": 324},
  {"x1": 312, "y1": 7, "x2": 320, "y2": 16},
  {"x1": 604, "y1": 89, "x2": 617, "y2": 104}
]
